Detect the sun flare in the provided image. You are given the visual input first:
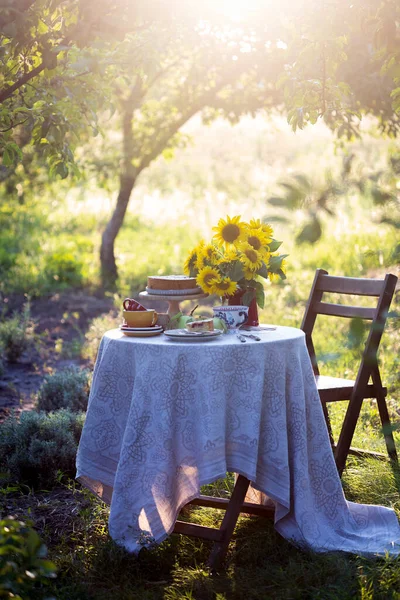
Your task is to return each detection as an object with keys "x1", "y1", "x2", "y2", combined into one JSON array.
[{"x1": 214, "y1": 0, "x2": 265, "y2": 22}]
